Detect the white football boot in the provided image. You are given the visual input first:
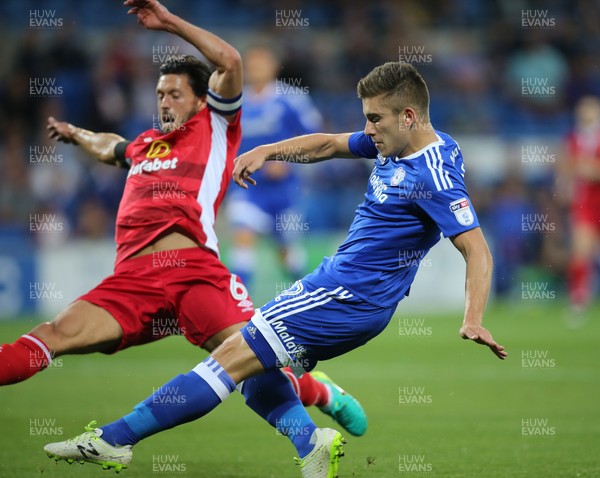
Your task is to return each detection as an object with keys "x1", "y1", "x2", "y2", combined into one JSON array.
[
  {"x1": 294, "y1": 427, "x2": 346, "y2": 478},
  {"x1": 44, "y1": 421, "x2": 132, "y2": 473}
]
